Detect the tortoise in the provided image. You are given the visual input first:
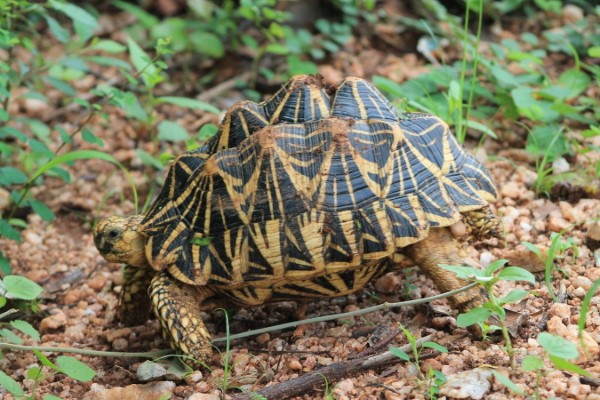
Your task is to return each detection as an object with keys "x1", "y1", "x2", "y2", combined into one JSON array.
[{"x1": 93, "y1": 75, "x2": 503, "y2": 365}]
